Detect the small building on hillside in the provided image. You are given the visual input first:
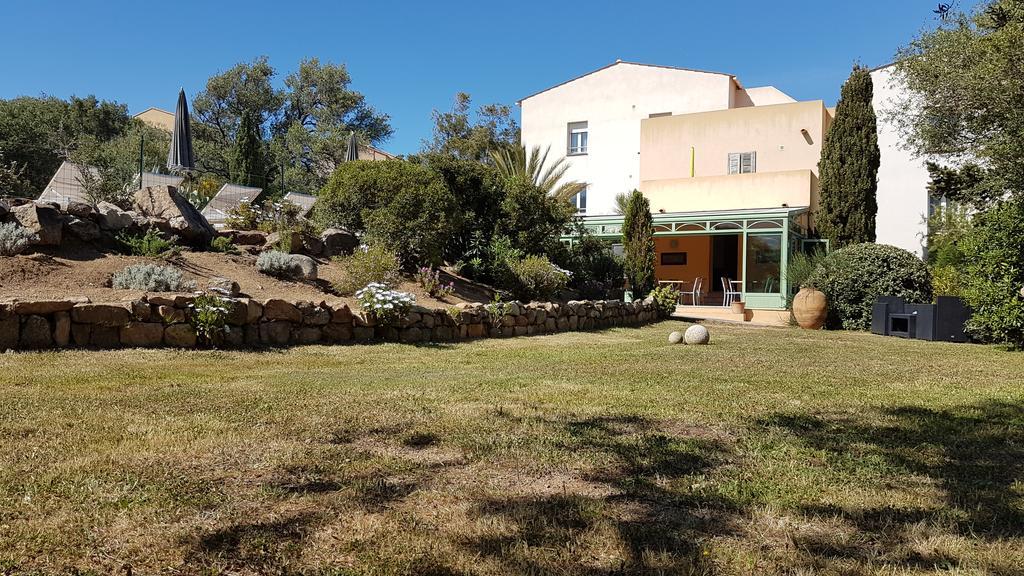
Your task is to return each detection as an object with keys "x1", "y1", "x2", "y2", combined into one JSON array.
[
  {"x1": 283, "y1": 192, "x2": 316, "y2": 216},
  {"x1": 134, "y1": 107, "x2": 175, "y2": 132}
]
